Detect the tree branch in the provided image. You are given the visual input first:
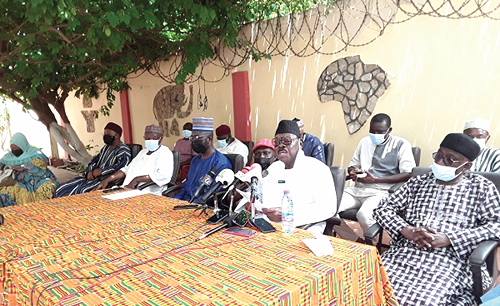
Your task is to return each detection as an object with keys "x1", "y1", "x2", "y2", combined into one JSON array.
[{"x1": 48, "y1": 26, "x2": 73, "y2": 45}]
